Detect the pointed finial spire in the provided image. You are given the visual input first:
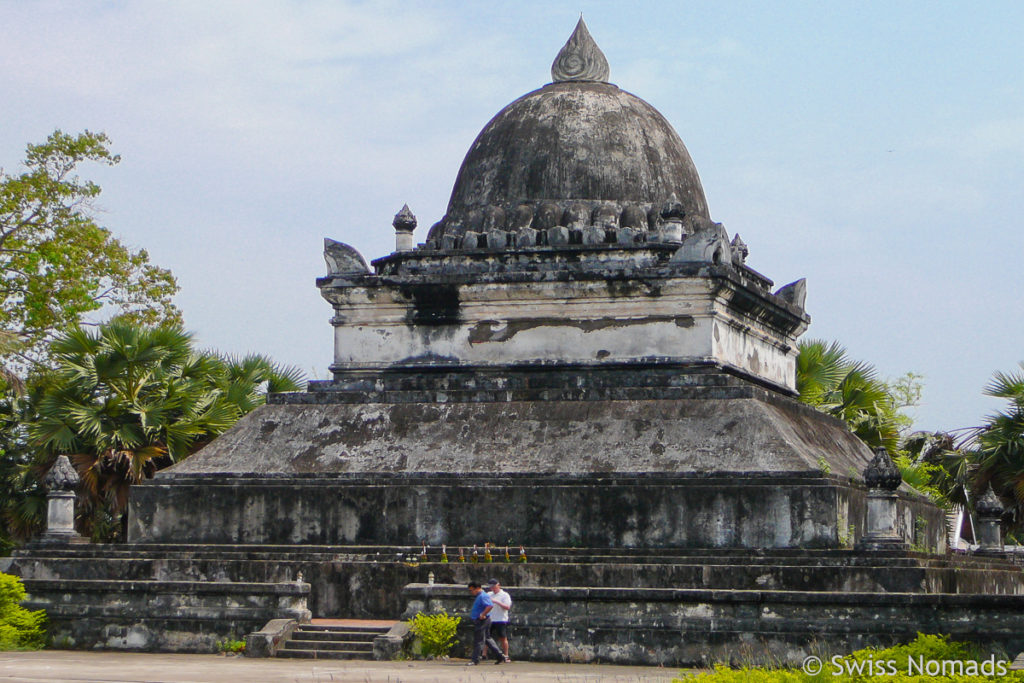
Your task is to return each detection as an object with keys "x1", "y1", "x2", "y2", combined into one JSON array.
[
  {"x1": 551, "y1": 17, "x2": 609, "y2": 83},
  {"x1": 393, "y1": 204, "x2": 417, "y2": 233},
  {"x1": 393, "y1": 204, "x2": 417, "y2": 252},
  {"x1": 44, "y1": 455, "x2": 79, "y2": 492},
  {"x1": 976, "y1": 483, "x2": 1005, "y2": 517}
]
